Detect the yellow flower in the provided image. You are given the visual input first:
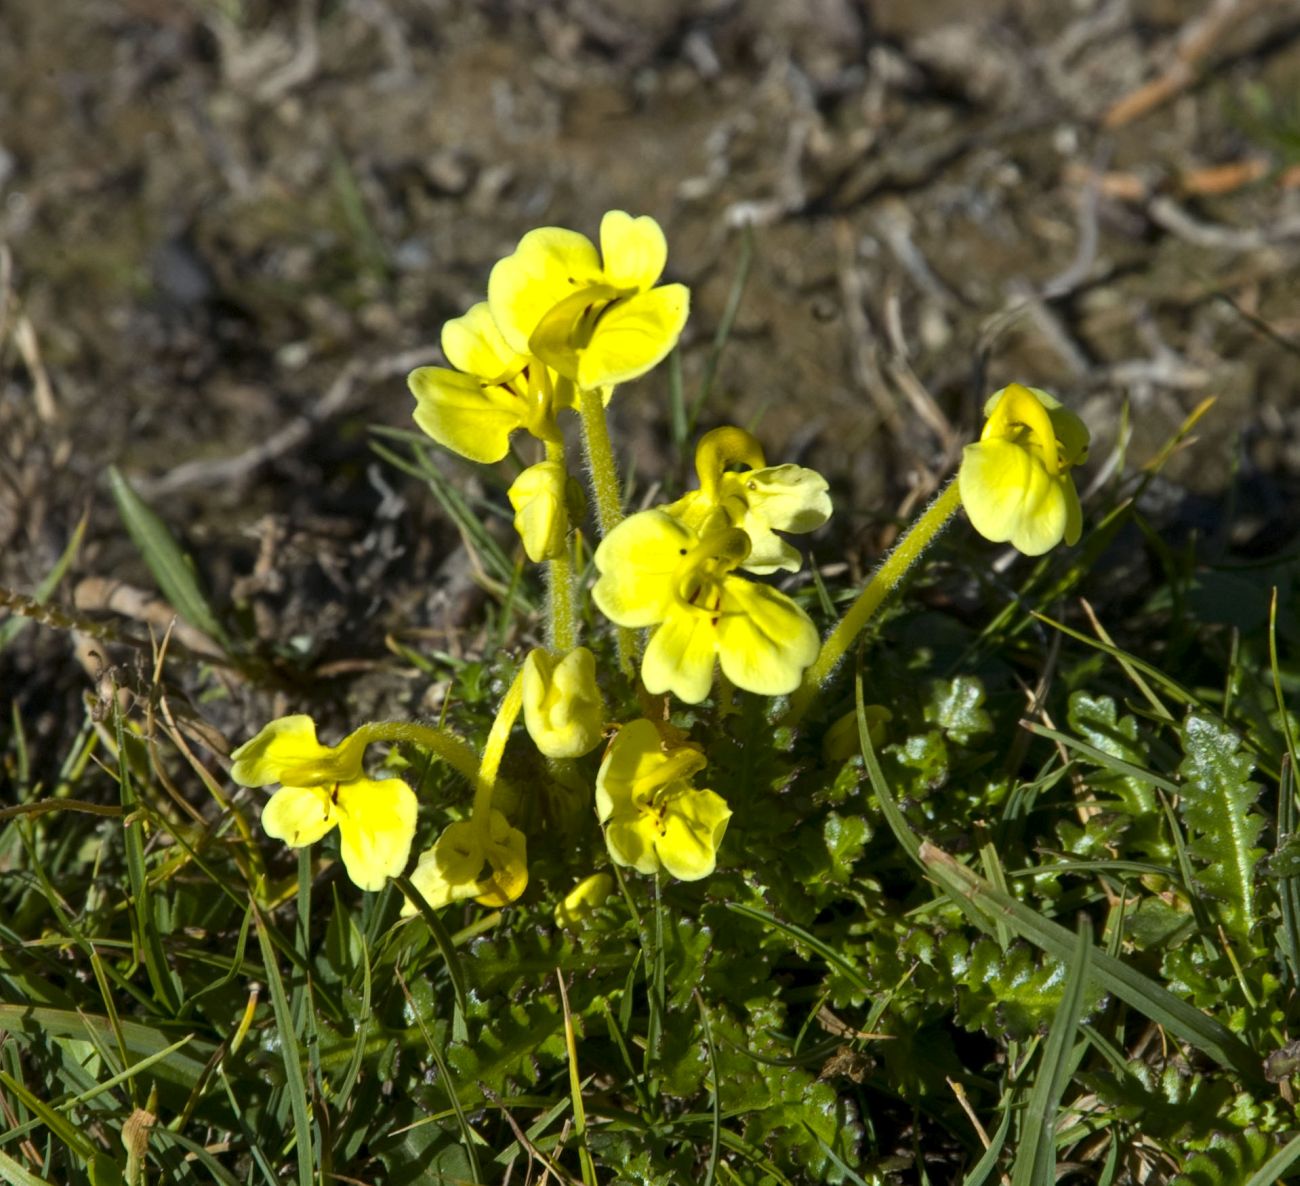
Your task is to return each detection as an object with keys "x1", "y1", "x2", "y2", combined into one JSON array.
[
  {"x1": 507, "y1": 459, "x2": 569, "y2": 562},
  {"x1": 554, "y1": 872, "x2": 615, "y2": 927},
  {"x1": 408, "y1": 302, "x2": 568, "y2": 463},
  {"x1": 959, "y1": 383, "x2": 1090, "y2": 556},
  {"x1": 401, "y1": 809, "x2": 528, "y2": 913},
  {"x1": 595, "y1": 719, "x2": 731, "y2": 880},
  {"x1": 592, "y1": 510, "x2": 820, "y2": 703},
  {"x1": 522, "y1": 647, "x2": 606, "y2": 758},
  {"x1": 666, "y1": 426, "x2": 832, "y2": 574},
  {"x1": 231, "y1": 716, "x2": 417, "y2": 892},
  {"x1": 487, "y1": 211, "x2": 690, "y2": 390}
]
